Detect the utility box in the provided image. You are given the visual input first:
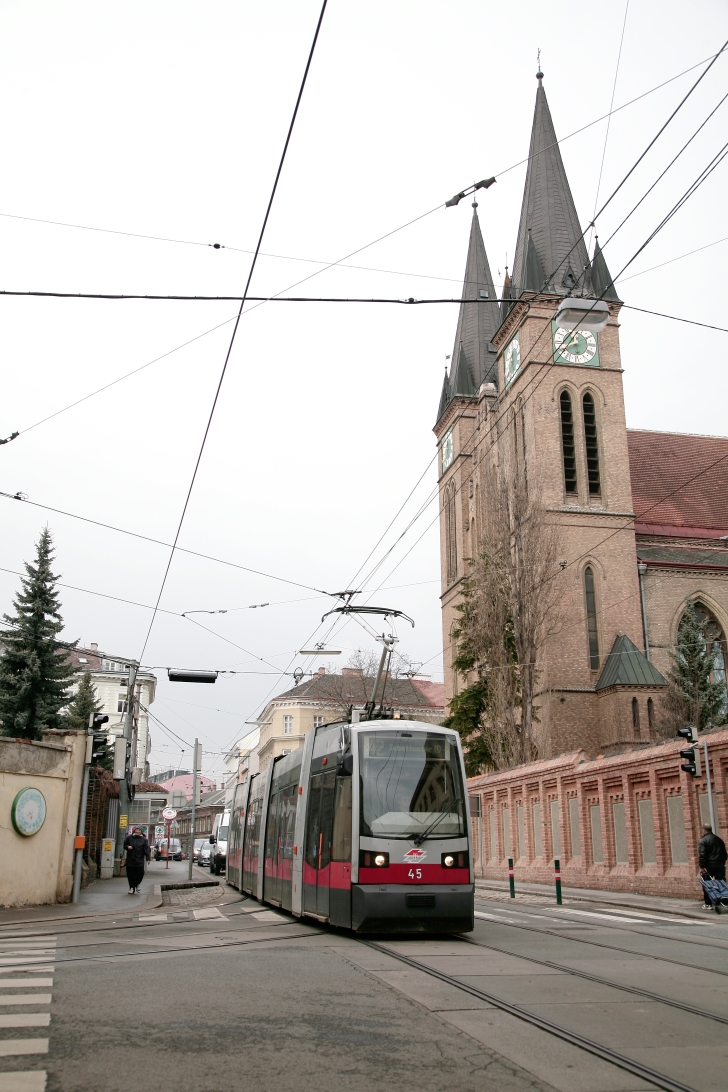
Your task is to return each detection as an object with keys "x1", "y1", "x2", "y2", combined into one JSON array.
[
  {"x1": 113, "y1": 737, "x2": 127, "y2": 780},
  {"x1": 100, "y1": 839, "x2": 115, "y2": 880}
]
